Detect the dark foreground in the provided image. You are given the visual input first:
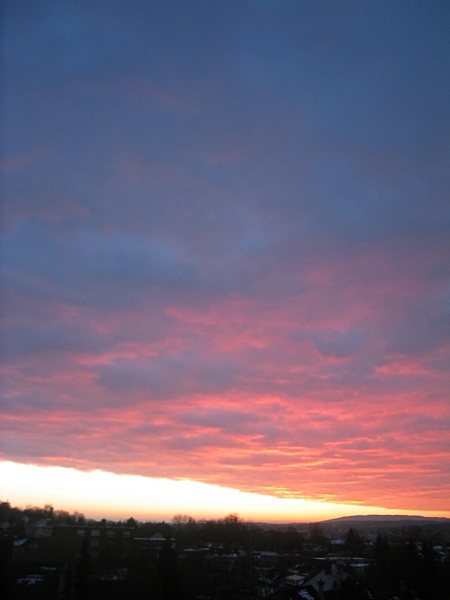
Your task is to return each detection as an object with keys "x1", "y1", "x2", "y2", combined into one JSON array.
[{"x1": 1, "y1": 503, "x2": 449, "y2": 600}]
